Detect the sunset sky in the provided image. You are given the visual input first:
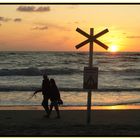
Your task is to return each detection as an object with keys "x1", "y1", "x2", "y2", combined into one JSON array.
[{"x1": 0, "y1": 4, "x2": 140, "y2": 52}]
